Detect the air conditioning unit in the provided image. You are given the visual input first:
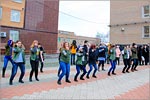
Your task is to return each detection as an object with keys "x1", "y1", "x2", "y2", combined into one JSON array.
[{"x1": 0, "y1": 32, "x2": 7, "y2": 38}]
